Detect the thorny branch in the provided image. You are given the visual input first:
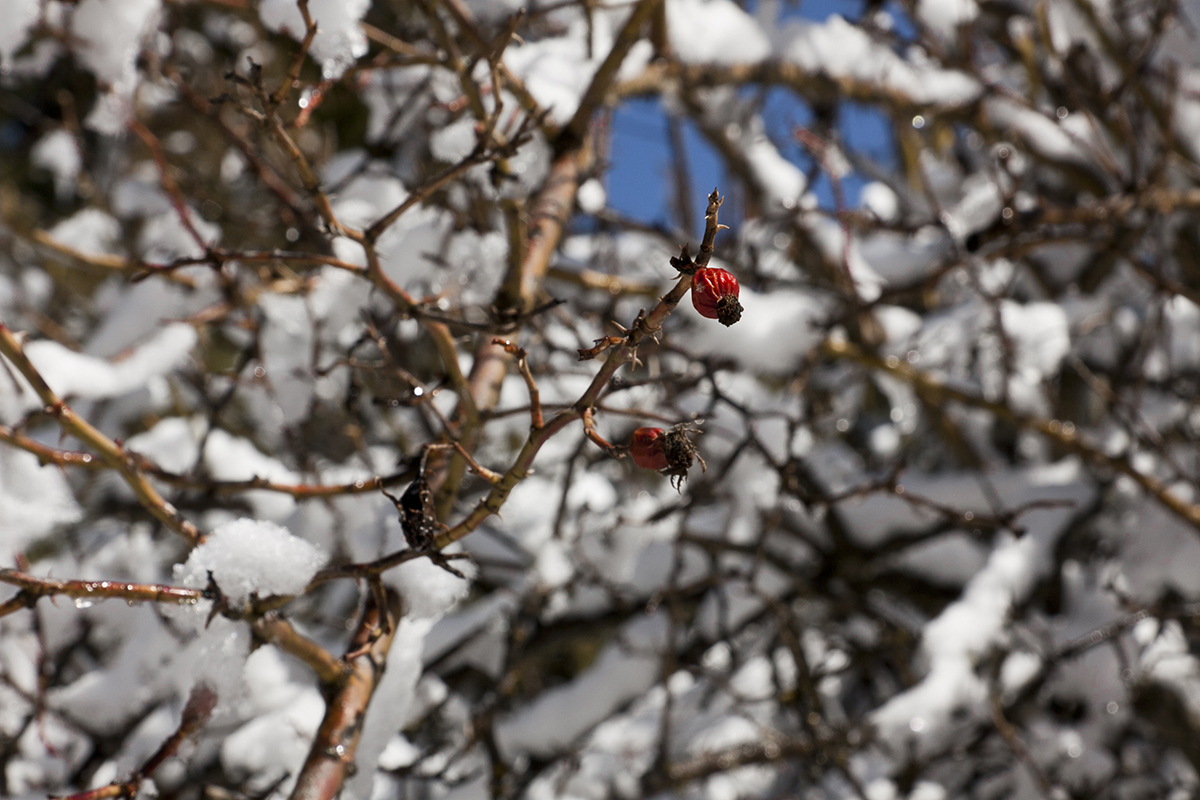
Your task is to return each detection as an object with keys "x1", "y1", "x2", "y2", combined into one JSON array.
[
  {"x1": 0, "y1": 324, "x2": 204, "y2": 546},
  {"x1": 5, "y1": 0, "x2": 1200, "y2": 797}
]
